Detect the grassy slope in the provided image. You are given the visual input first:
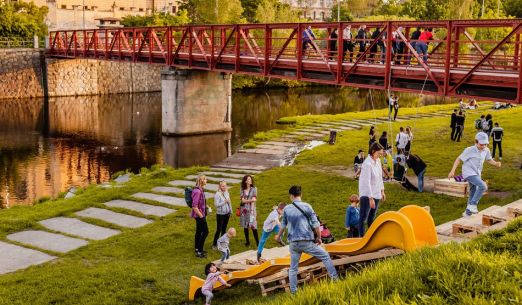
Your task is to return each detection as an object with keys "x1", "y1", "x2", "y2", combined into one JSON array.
[
  {"x1": 0, "y1": 105, "x2": 520, "y2": 305},
  {"x1": 253, "y1": 218, "x2": 522, "y2": 305}
]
